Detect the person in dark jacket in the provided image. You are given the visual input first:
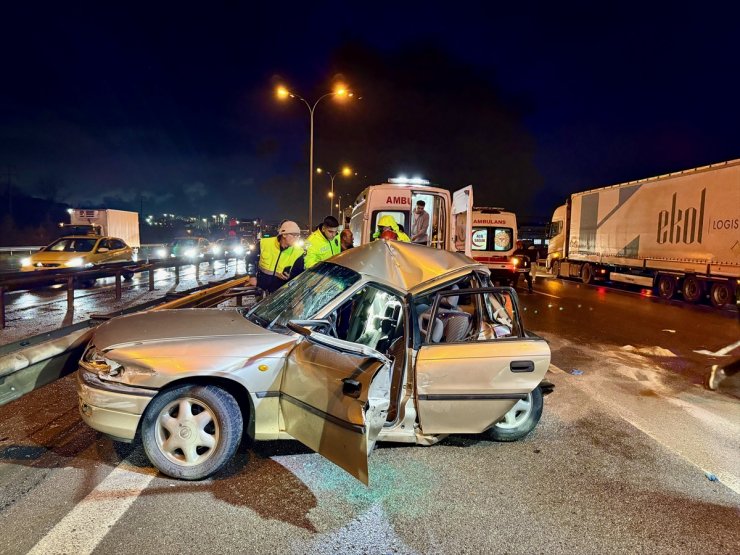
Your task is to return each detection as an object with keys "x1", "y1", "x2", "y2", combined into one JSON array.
[{"x1": 512, "y1": 241, "x2": 533, "y2": 292}]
